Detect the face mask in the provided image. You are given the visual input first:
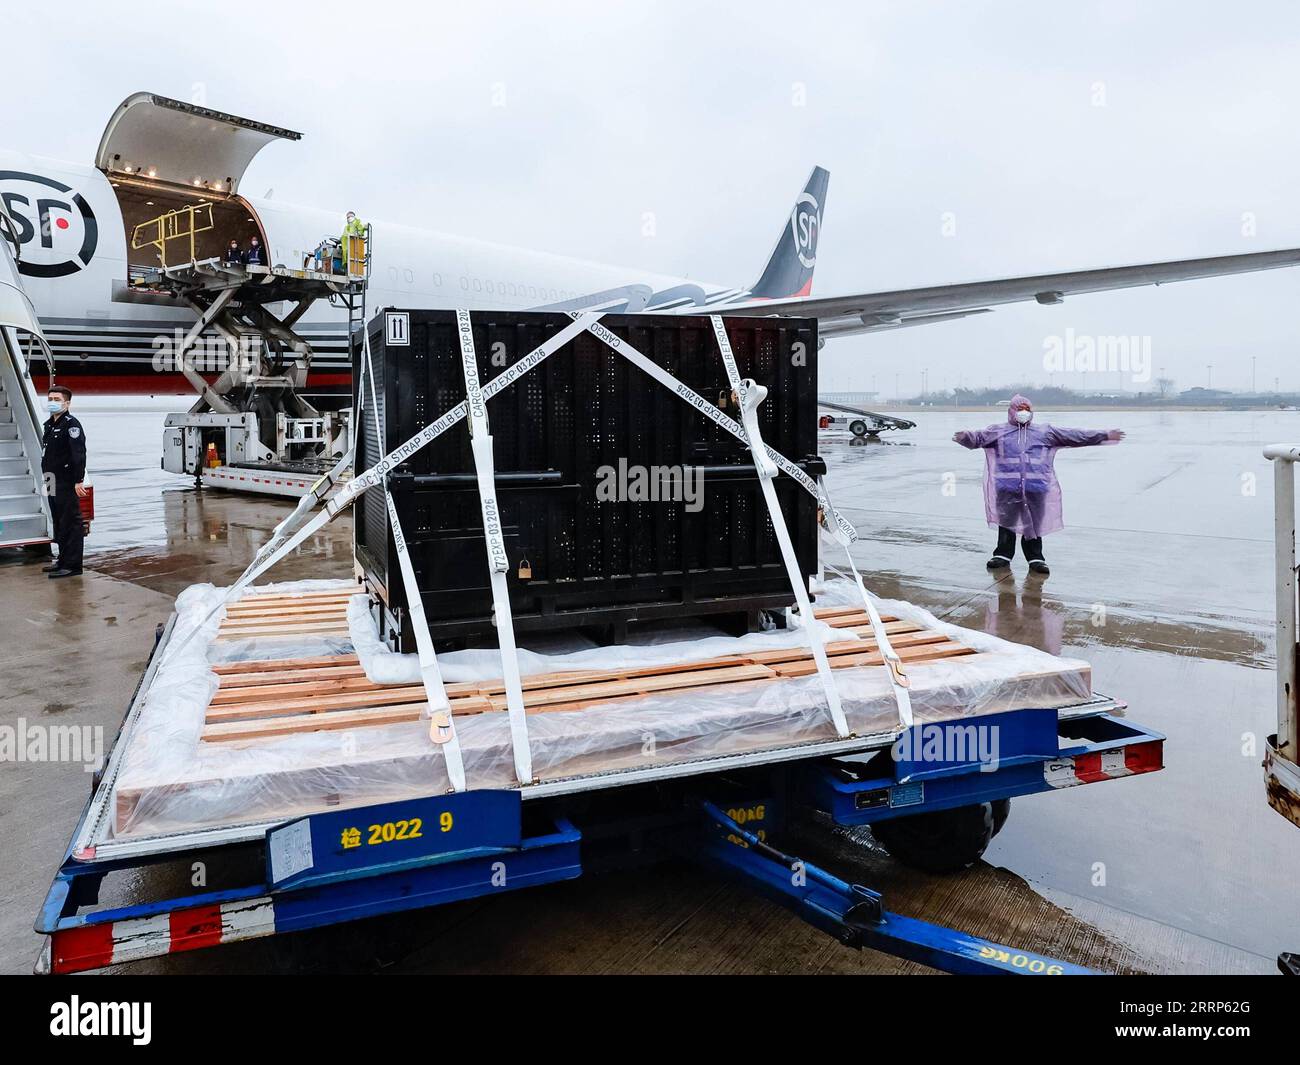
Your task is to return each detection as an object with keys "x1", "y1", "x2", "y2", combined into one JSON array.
[
  {"x1": 46, "y1": 400, "x2": 63, "y2": 414},
  {"x1": 1015, "y1": 409, "x2": 1032, "y2": 424}
]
